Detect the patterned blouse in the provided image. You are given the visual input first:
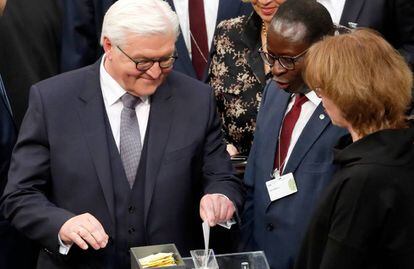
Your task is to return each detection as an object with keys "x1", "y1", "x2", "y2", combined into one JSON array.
[{"x1": 208, "y1": 12, "x2": 268, "y2": 156}]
